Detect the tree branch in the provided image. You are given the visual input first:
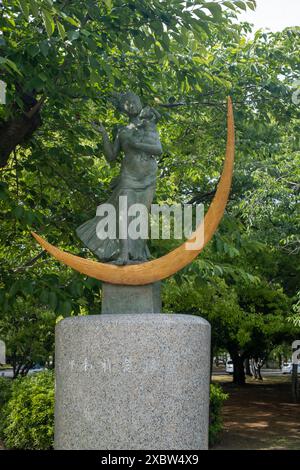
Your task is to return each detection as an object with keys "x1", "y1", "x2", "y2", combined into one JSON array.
[
  {"x1": 13, "y1": 251, "x2": 46, "y2": 273},
  {"x1": 24, "y1": 96, "x2": 45, "y2": 119}
]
